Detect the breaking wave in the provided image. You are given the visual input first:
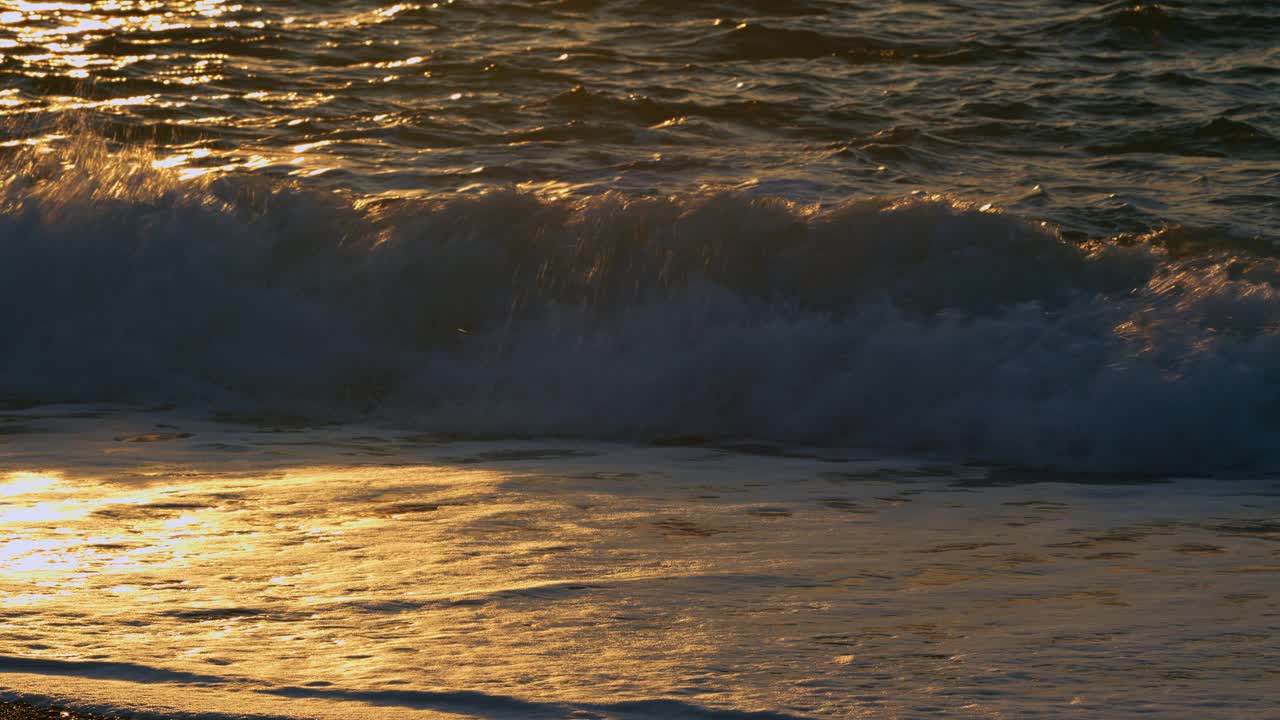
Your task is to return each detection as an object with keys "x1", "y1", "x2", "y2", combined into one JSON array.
[{"x1": 4, "y1": 135, "x2": 1280, "y2": 472}]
